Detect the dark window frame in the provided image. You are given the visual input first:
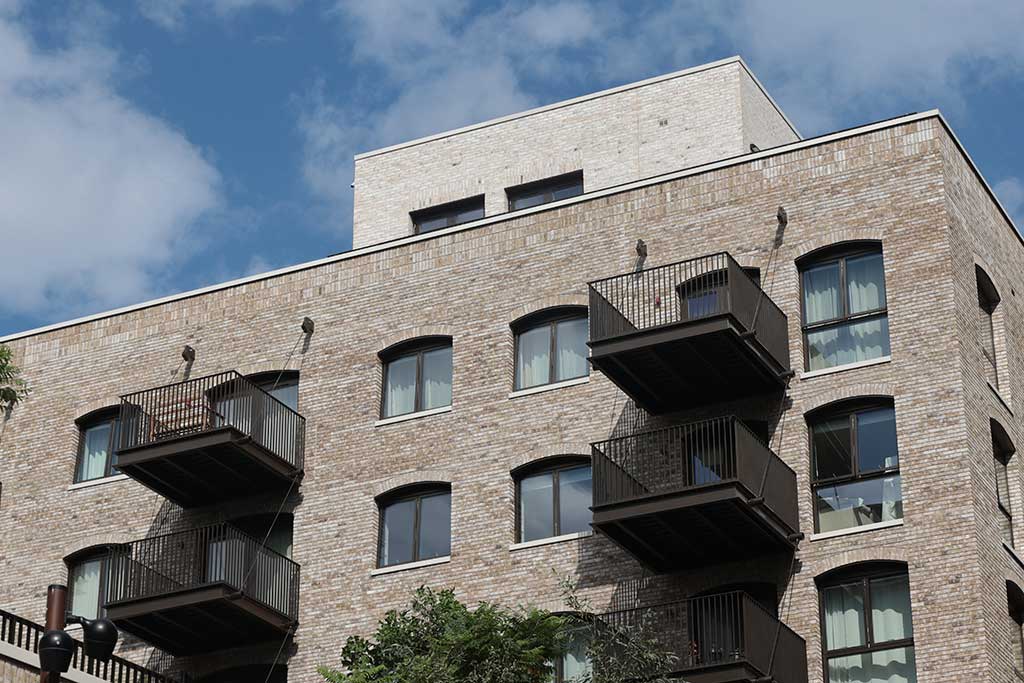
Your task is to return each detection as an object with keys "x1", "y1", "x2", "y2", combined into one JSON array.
[
  {"x1": 246, "y1": 370, "x2": 300, "y2": 410},
  {"x1": 513, "y1": 456, "x2": 591, "y2": 543},
  {"x1": 1008, "y1": 581, "x2": 1024, "y2": 676},
  {"x1": 376, "y1": 483, "x2": 452, "y2": 568},
  {"x1": 506, "y1": 171, "x2": 584, "y2": 211},
  {"x1": 410, "y1": 195, "x2": 485, "y2": 235},
  {"x1": 379, "y1": 337, "x2": 453, "y2": 418},
  {"x1": 808, "y1": 398, "x2": 901, "y2": 534},
  {"x1": 511, "y1": 307, "x2": 589, "y2": 391},
  {"x1": 817, "y1": 563, "x2": 915, "y2": 681},
  {"x1": 977, "y1": 266, "x2": 1001, "y2": 389},
  {"x1": 66, "y1": 546, "x2": 114, "y2": 620},
  {"x1": 73, "y1": 406, "x2": 120, "y2": 483},
  {"x1": 994, "y1": 420, "x2": 1017, "y2": 547},
  {"x1": 798, "y1": 243, "x2": 889, "y2": 371}
]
